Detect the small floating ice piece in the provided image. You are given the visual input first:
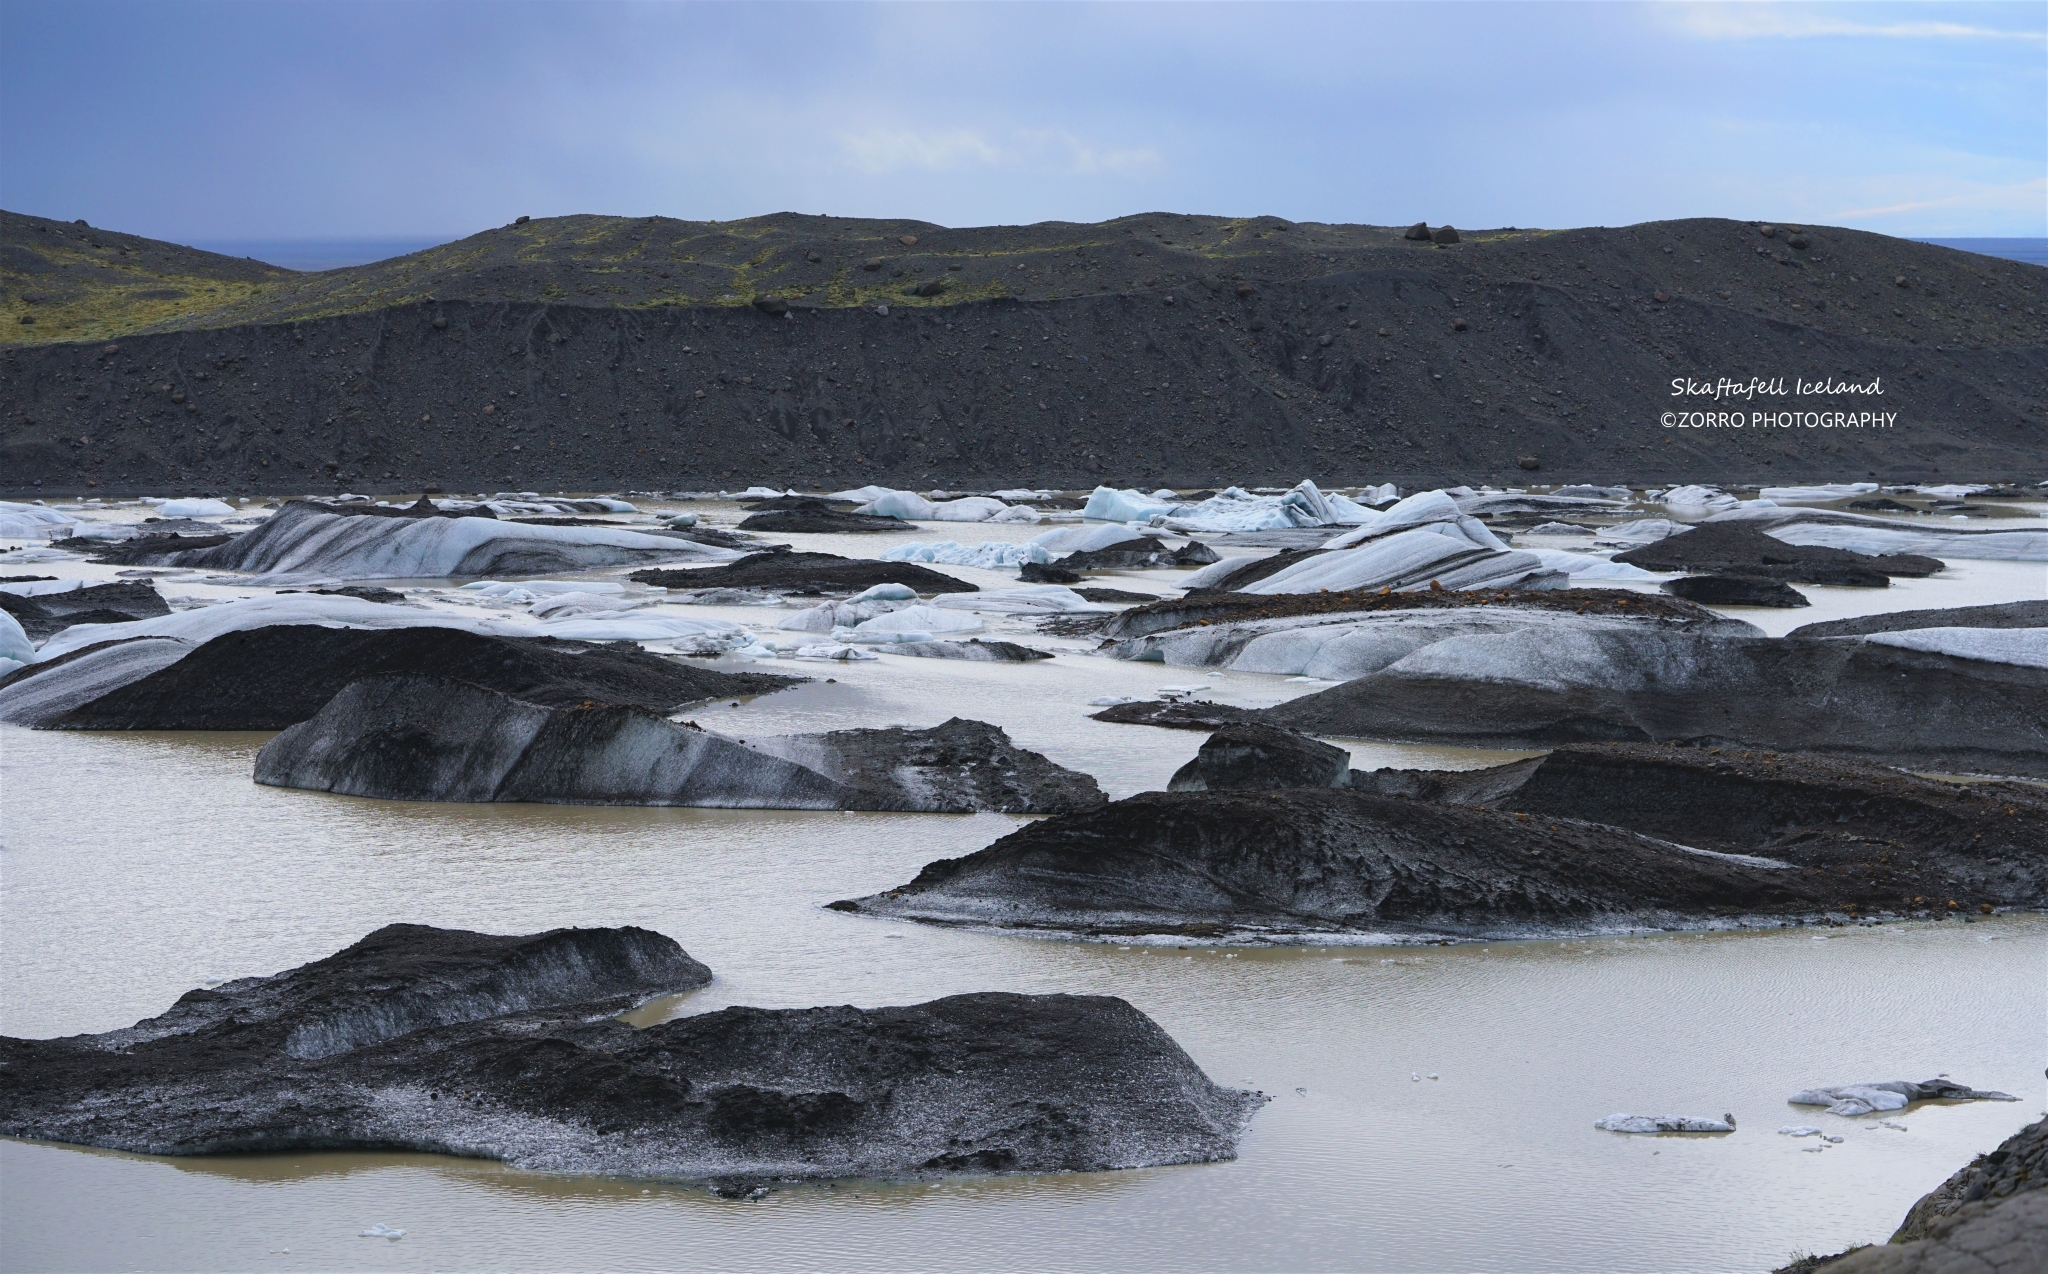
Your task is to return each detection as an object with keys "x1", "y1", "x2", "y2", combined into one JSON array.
[
  {"x1": 1088, "y1": 695, "x2": 1141, "y2": 707},
  {"x1": 358, "y1": 1224, "x2": 405, "y2": 1239},
  {"x1": 1778, "y1": 1126, "x2": 1824, "y2": 1137},
  {"x1": 1595, "y1": 1113, "x2": 1735, "y2": 1133},
  {"x1": 792, "y1": 644, "x2": 877, "y2": 661},
  {"x1": 157, "y1": 498, "x2": 236, "y2": 518},
  {"x1": 1787, "y1": 1078, "x2": 2016, "y2": 1117}
]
